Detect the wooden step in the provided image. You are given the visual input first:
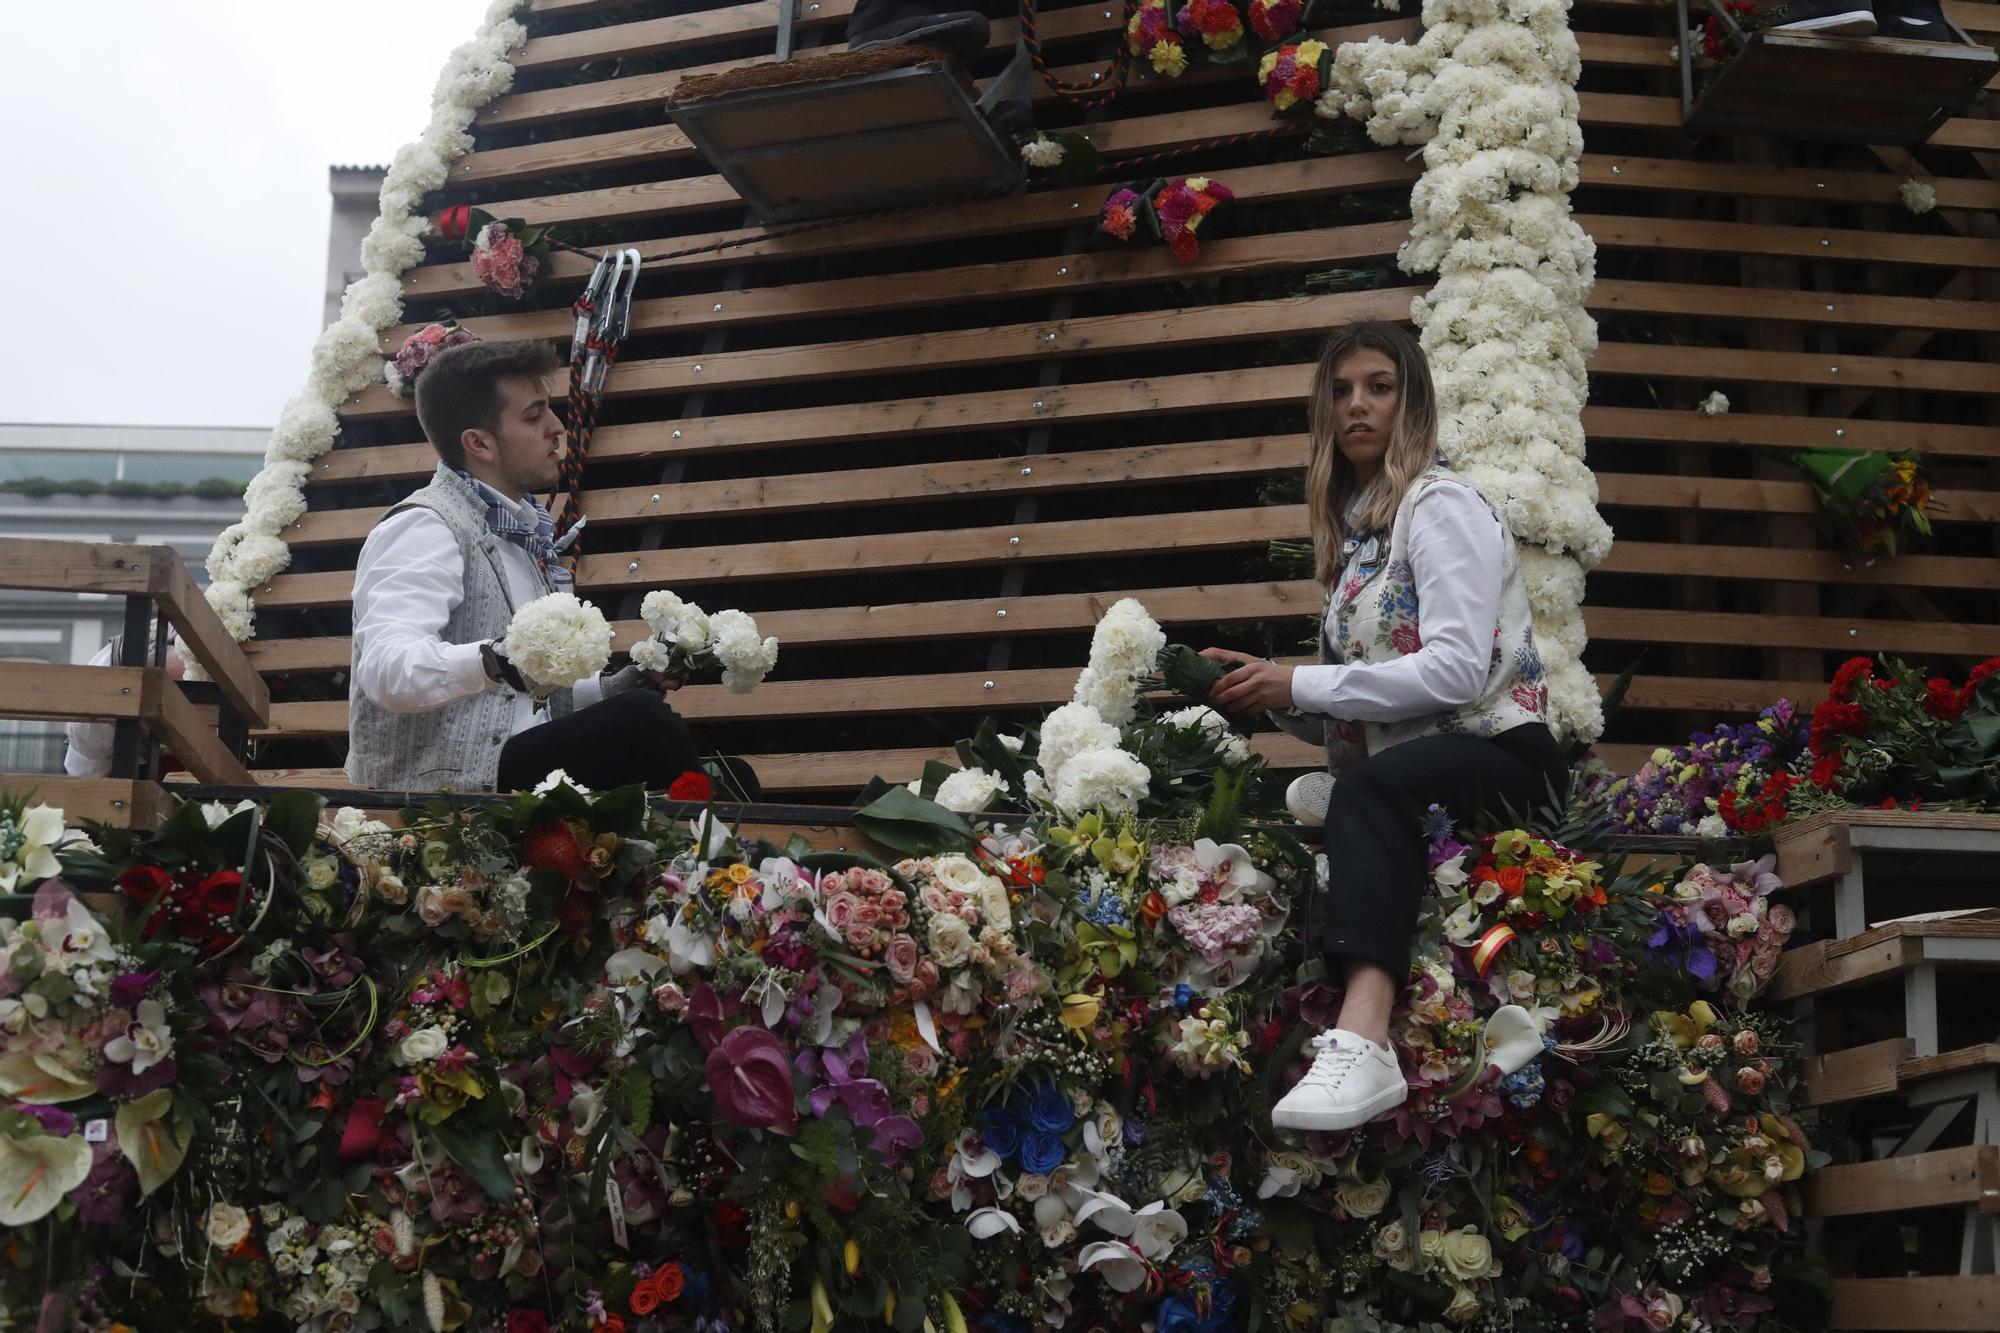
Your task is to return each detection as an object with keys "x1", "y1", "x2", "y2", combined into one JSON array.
[
  {"x1": 1808, "y1": 1039, "x2": 2000, "y2": 1108},
  {"x1": 1829, "y1": 1275, "x2": 2000, "y2": 1330},
  {"x1": 1776, "y1": 810, "x2": 2000, "y2": 893},
  {"x1": 0, "y1": 776, "x2": 172, "y2": 830},
  {"x1": 1768, "y1": 913, "x2": 2000, "y2": 1003},
  {"x1": 1805, "y1": 1146, "x2": 2000, "y2": 1217}
]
